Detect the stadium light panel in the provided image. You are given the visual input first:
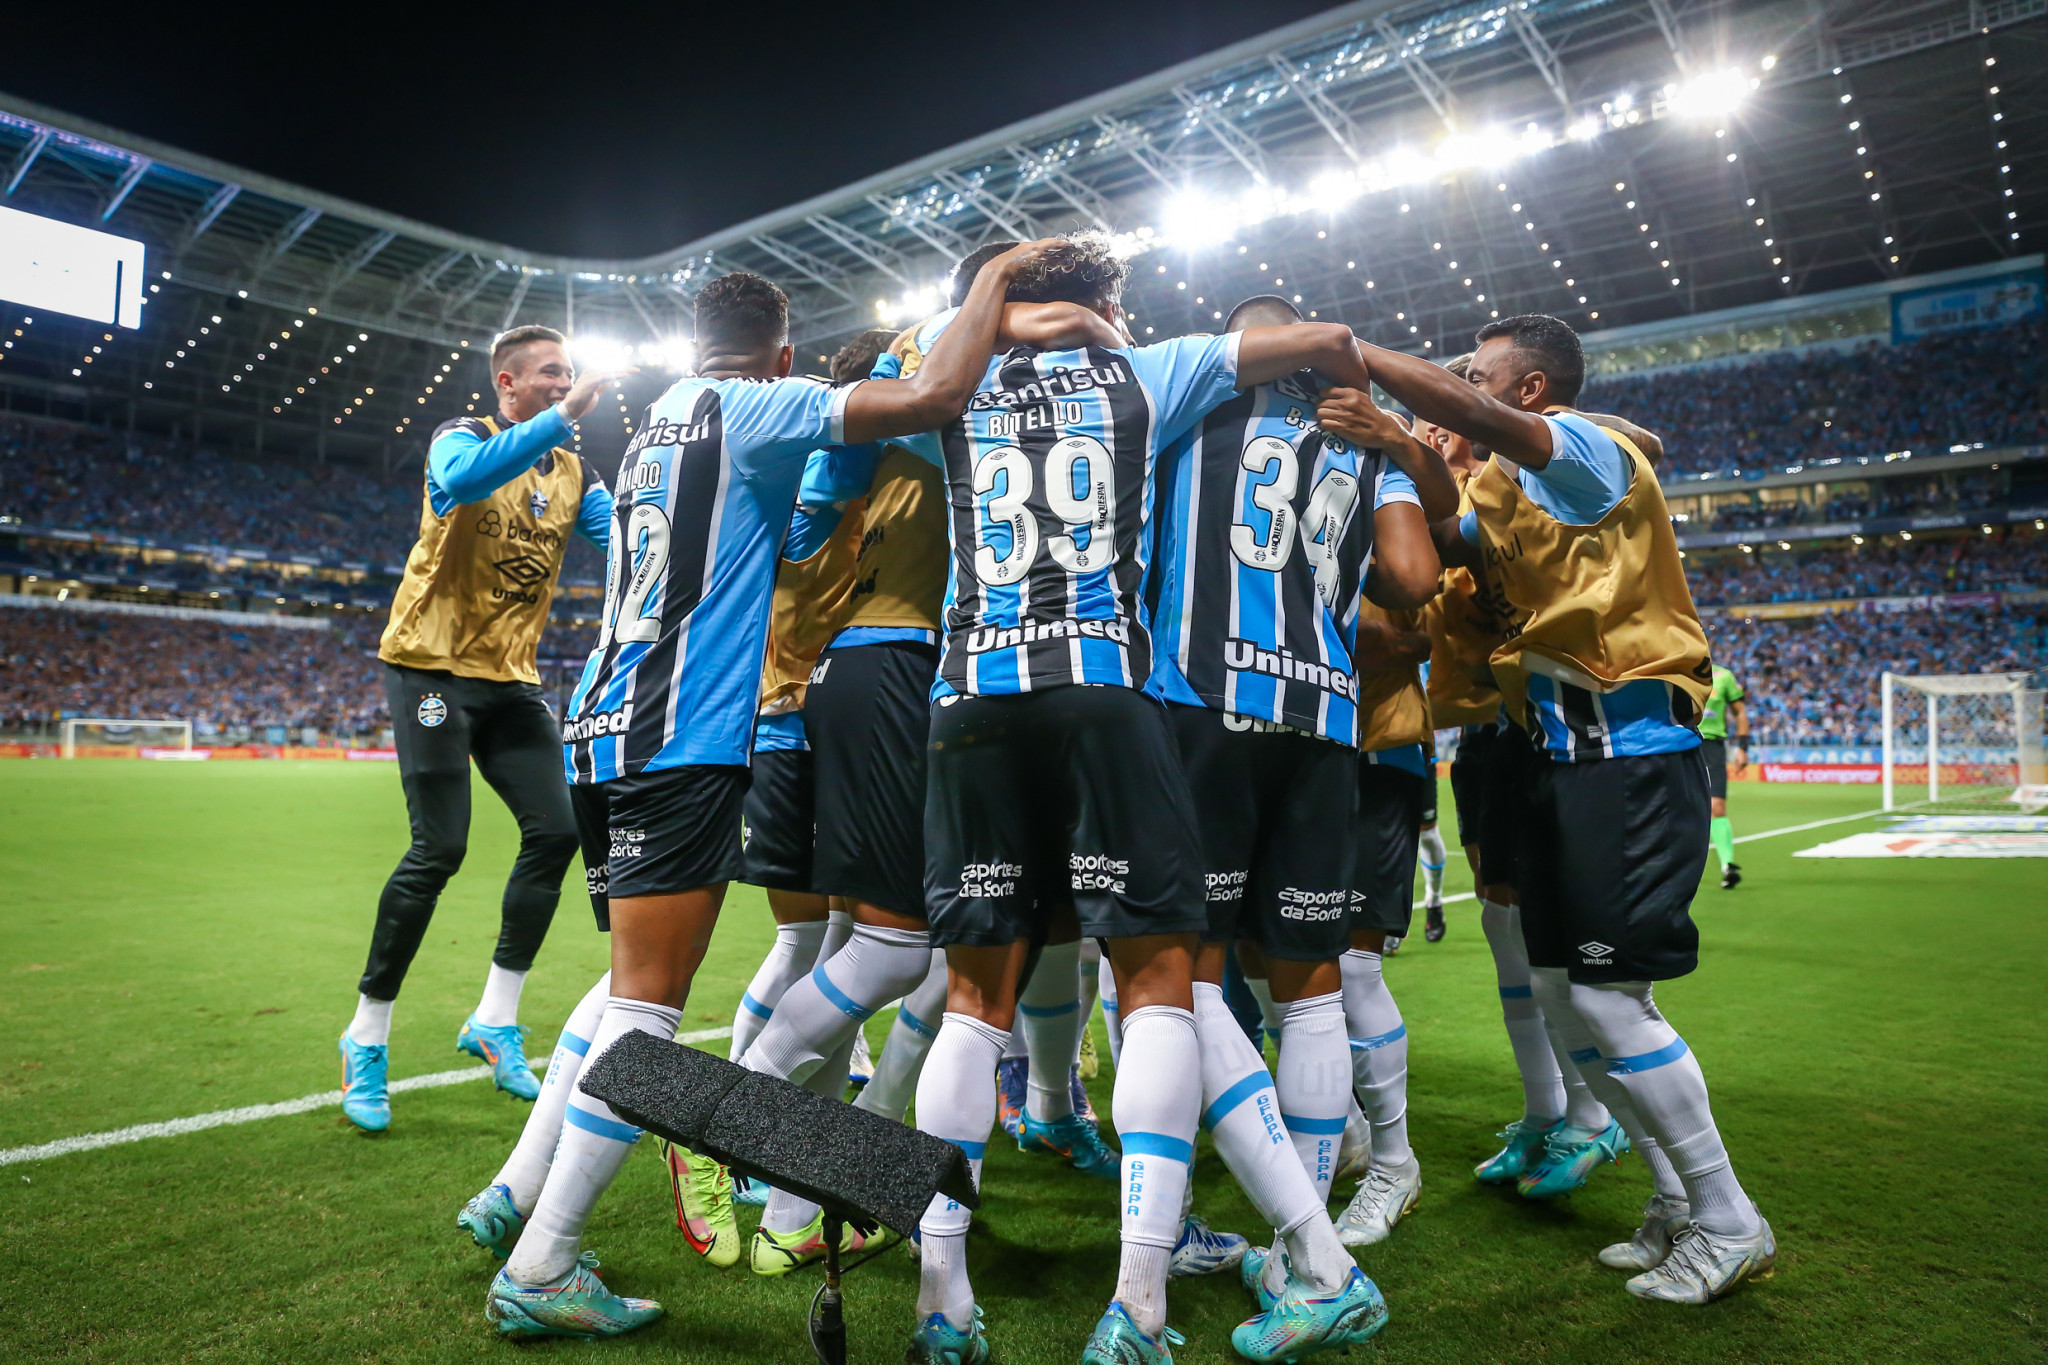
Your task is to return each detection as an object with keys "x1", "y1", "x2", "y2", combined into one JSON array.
[{"x1": 0, "y1": 206, "x2": 146, "y2": 328}]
